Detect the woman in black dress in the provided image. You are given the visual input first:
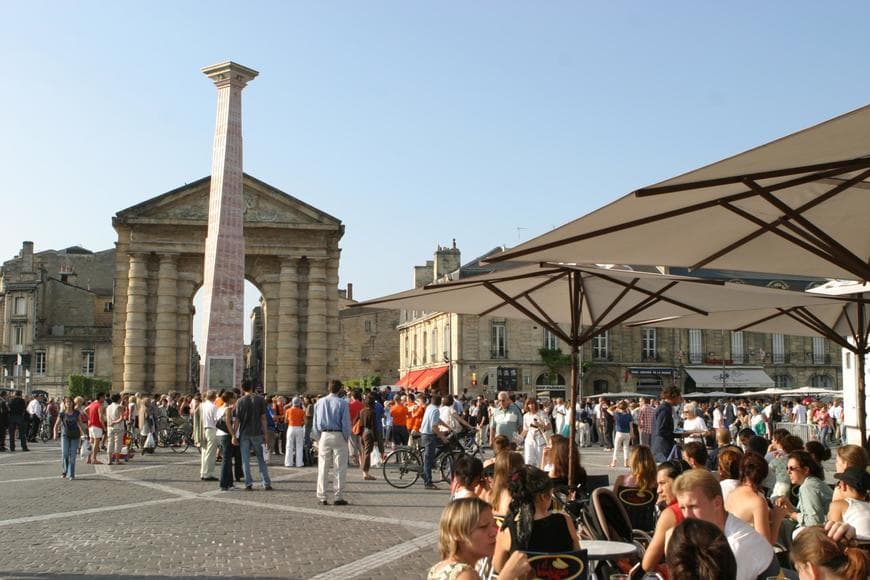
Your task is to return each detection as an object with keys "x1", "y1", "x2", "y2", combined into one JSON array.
[{"x1": 492, "y1": 465, "x2": 580, "y2": 573}]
